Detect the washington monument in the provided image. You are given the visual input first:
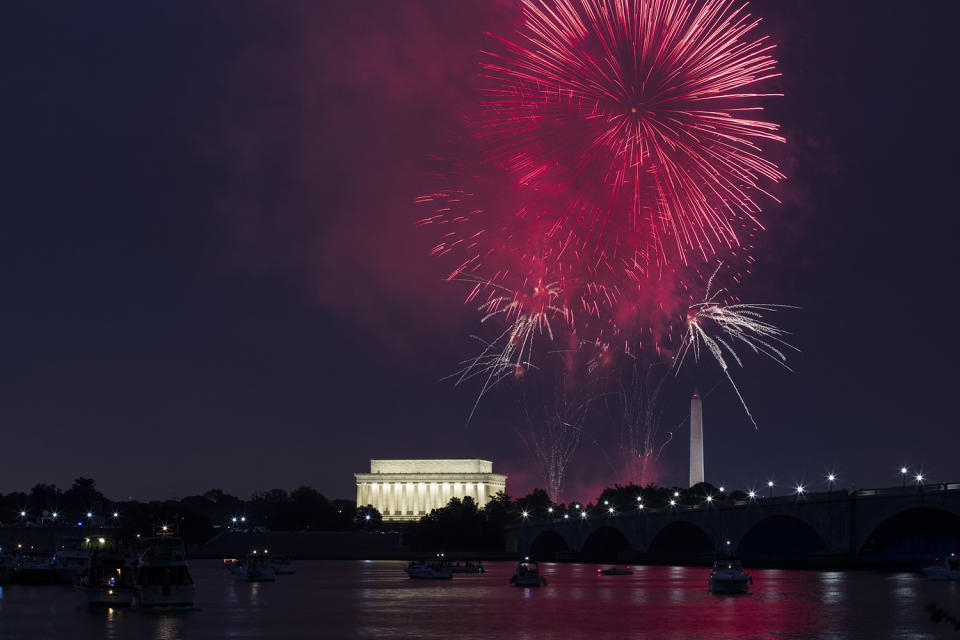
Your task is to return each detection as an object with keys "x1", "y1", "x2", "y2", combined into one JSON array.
[{"x1": 690, "y1": 388, "x2": 704, "y2": 486}]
